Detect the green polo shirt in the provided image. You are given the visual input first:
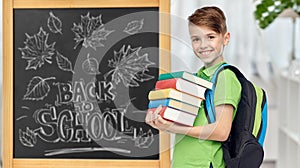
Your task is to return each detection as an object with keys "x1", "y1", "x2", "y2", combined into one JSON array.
[{"x1": 172, "y1": 61, "x2": 241, "y2": 168}]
